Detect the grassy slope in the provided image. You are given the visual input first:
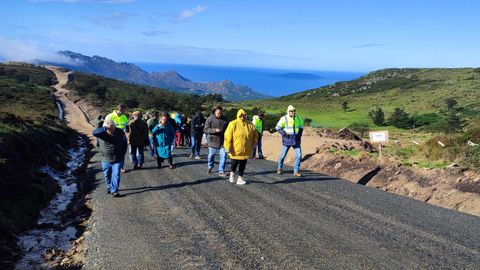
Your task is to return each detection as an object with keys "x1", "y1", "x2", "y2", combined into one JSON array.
[
  {"x1": 239, "y1": 68, "x2": 480, "y2": 168},
  {"x1": 242, "y1": 68, "x2": 480, "y2": 128},
  {"x1": 67, "y1": 71, "x2": 222, "y2": 116},
  {"x1": 0, "y1": 64, "x2": 78, "y2": 265}
]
